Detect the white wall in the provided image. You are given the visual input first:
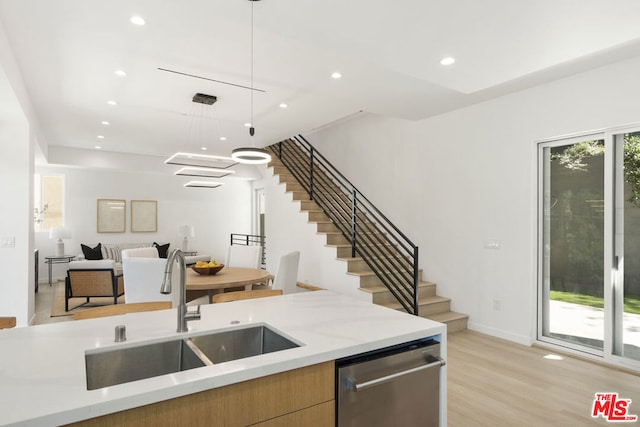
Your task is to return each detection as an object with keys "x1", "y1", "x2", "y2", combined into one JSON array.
[
  {"x1": 36, "y1": 165, "x2": 253, "y2": 282},
  {"x1": 0, "y1": 119, "x2": 34, "y2": 326},
  {"x1": 307, "y1": 55, "x2": 640, "y2": 344},
  {"x1": 0, "y1": 18, "x2": 36, "y2": 326}
]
